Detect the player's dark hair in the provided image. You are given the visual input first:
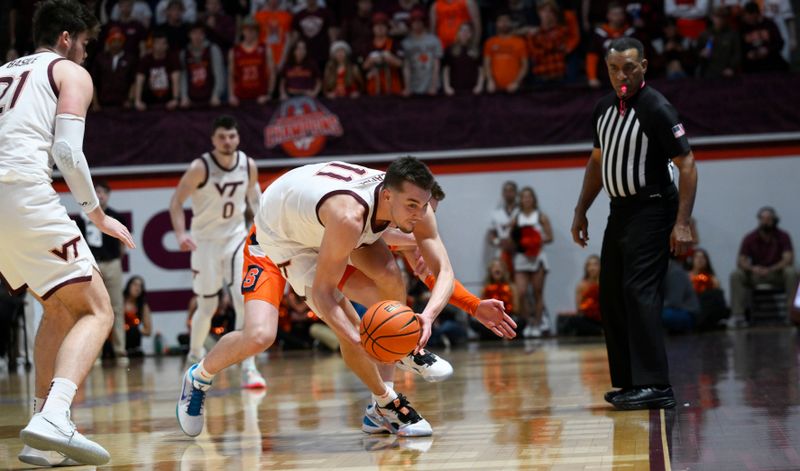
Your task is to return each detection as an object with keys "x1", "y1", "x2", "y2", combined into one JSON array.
[
  {"x1": 431, "y1": 181, "x2": 446, "y2": 201},
  {"x1": 33, "y1": 0, "x2": 99, "y2": 47},
  {"x1": 95, "y1": 180, "x2": 111, "y2": 192},
  {"x1": 607, "y1": 37, "x2": 645, "y2": 60},
  {"x1": 384, "y1": 157, "x2": 435, "y2": 193},
  {"x1": 212, "y1": 115, "x2": 238, "y2": 133}
]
